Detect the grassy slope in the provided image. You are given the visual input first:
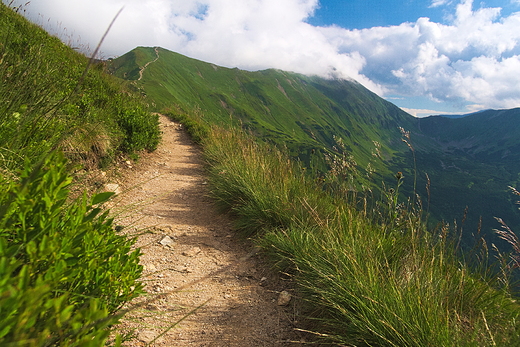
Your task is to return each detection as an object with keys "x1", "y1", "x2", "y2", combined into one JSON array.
[
  {"x1": 109, "y1": 46, "x2": 520, "y2": 247},
  {"x1": 109, "y1": 47, "x2": 417, "y2": 171},
  {"x1": 0, "y1": 6, "x2": 160, "y2": 170},
  {"x1": 0, "y1": 5, "x2": 153, "y2": 344}
]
